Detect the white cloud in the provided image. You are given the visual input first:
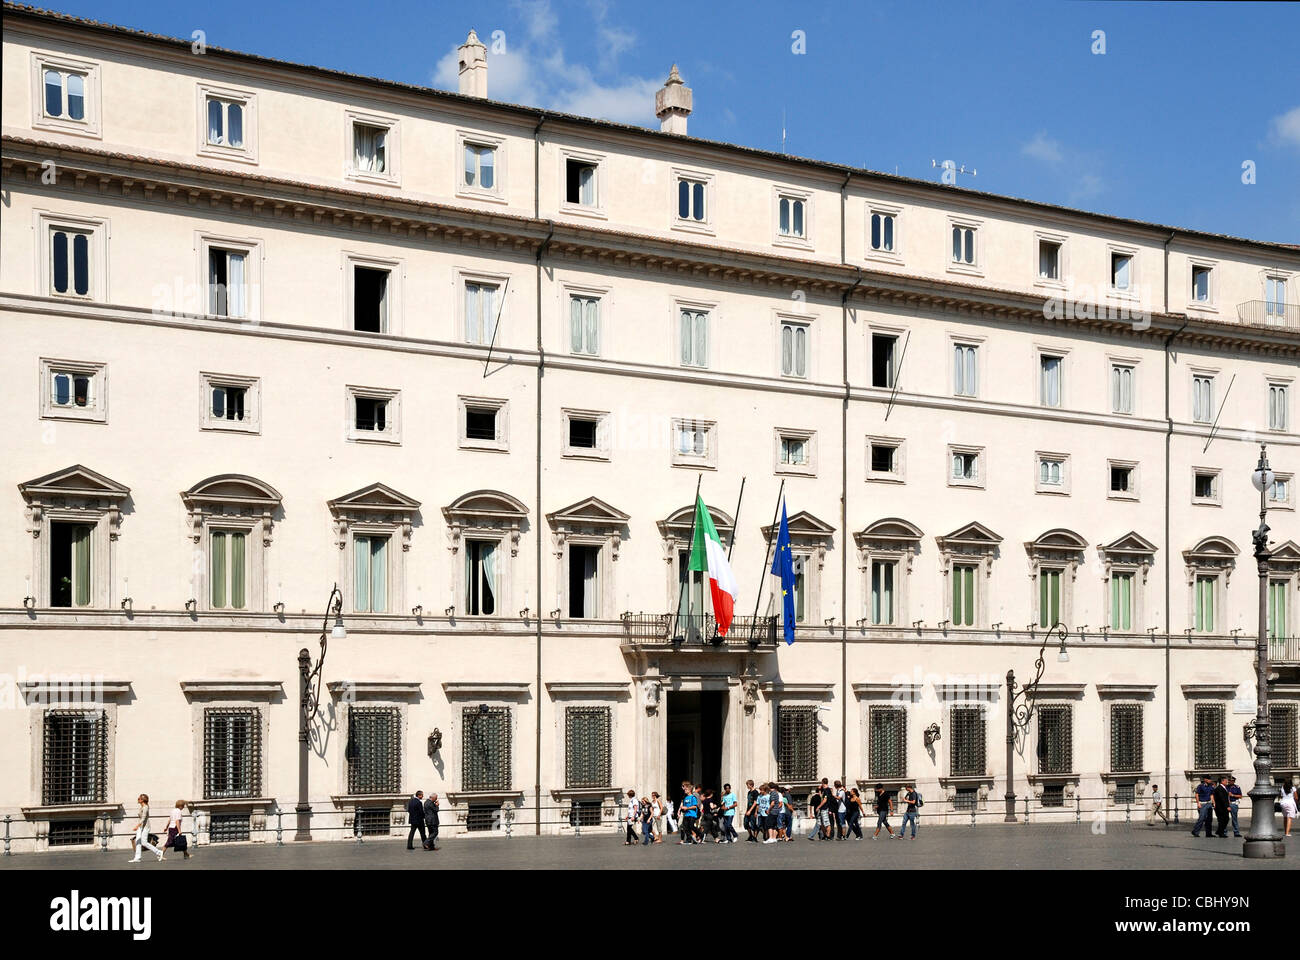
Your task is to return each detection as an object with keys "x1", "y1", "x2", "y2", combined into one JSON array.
[
  {"x1": 1022, "y1": 132, "x2": 1064, "y2": 166},
  {"x1": 431, "y1": 0, "x2": 664, "y2": 126},
  {"x1": 1020, "y1": 131, "x2": 1106, "y2": 204},
  {"x1": 1270, "y1": 105, "x2": 1300, "y2": 149}
]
